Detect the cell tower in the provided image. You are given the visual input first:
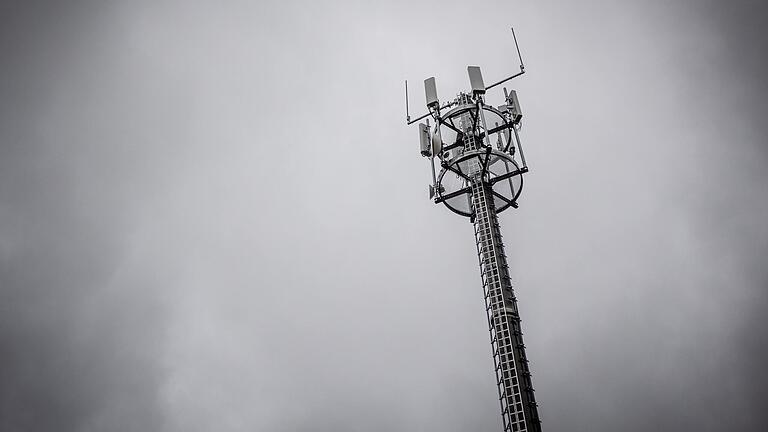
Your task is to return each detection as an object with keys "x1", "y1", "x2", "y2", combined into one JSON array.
[{"x1": 405, "y1": 28, "x2": 541, "y2": 432}]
